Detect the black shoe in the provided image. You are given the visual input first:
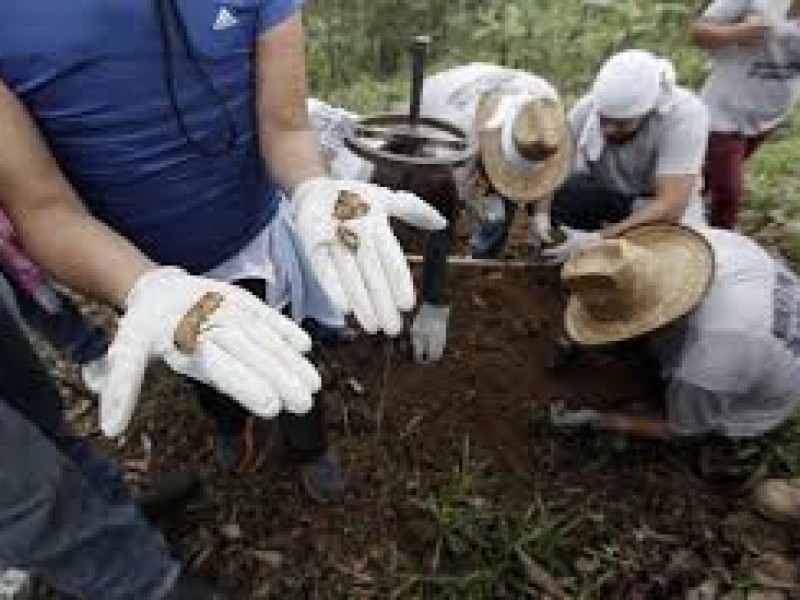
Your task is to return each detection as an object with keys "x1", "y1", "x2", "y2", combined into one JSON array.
[
  {"x1": 302, "y1": 318, "x2": 358, "y2": 347},
  {"x1": 164, "y1": 572, "x2": 232, "y2": 599},
  {"x1": 300, "y1": 449, "x2": 347, "y2": 503},
  {"x1": 215, "y1": 416, "x2": 281, "y2": 474},
  {"x1": 133, "y1": 470, "x2": 203, "y2": 521}
]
